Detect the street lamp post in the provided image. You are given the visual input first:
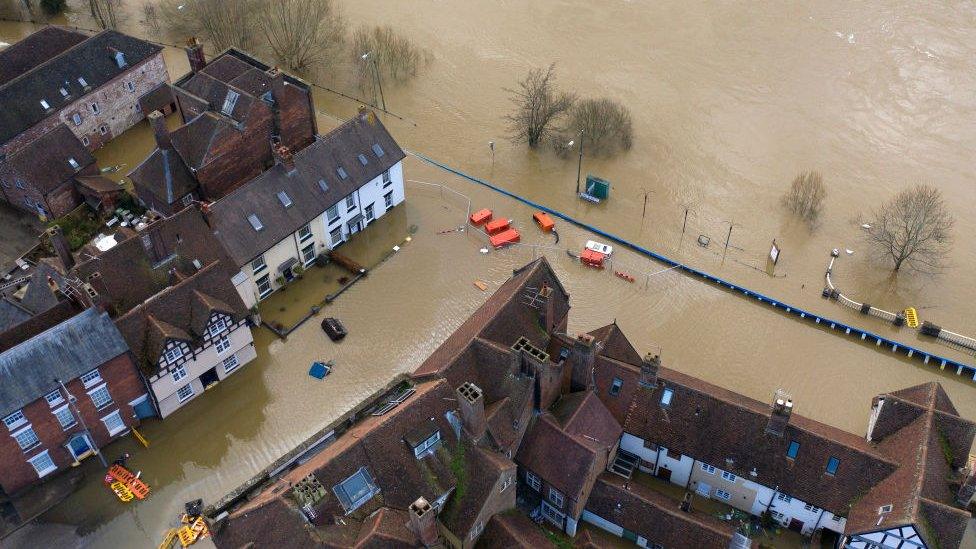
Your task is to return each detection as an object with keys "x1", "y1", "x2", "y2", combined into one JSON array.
[
  {"x1": 360, "y1": 52, "x2": 386, "y2": 111},
  {"x1": 55, "y1": 378, "x2": 108, "y2": 467},
  {"x1": 575, "y1": 129, "x2": 584, "y2": 196},
  {"x1": 489, "y1": 141, "x2": 495, "y2": 169}
]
